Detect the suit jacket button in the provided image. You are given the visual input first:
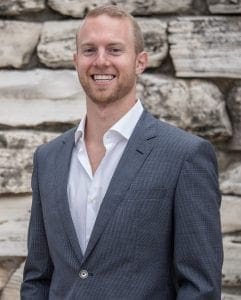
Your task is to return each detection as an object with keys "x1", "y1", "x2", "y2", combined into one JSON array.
[{"x1": 79, "y1": 269, "x2": 88, "y2": 279}]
